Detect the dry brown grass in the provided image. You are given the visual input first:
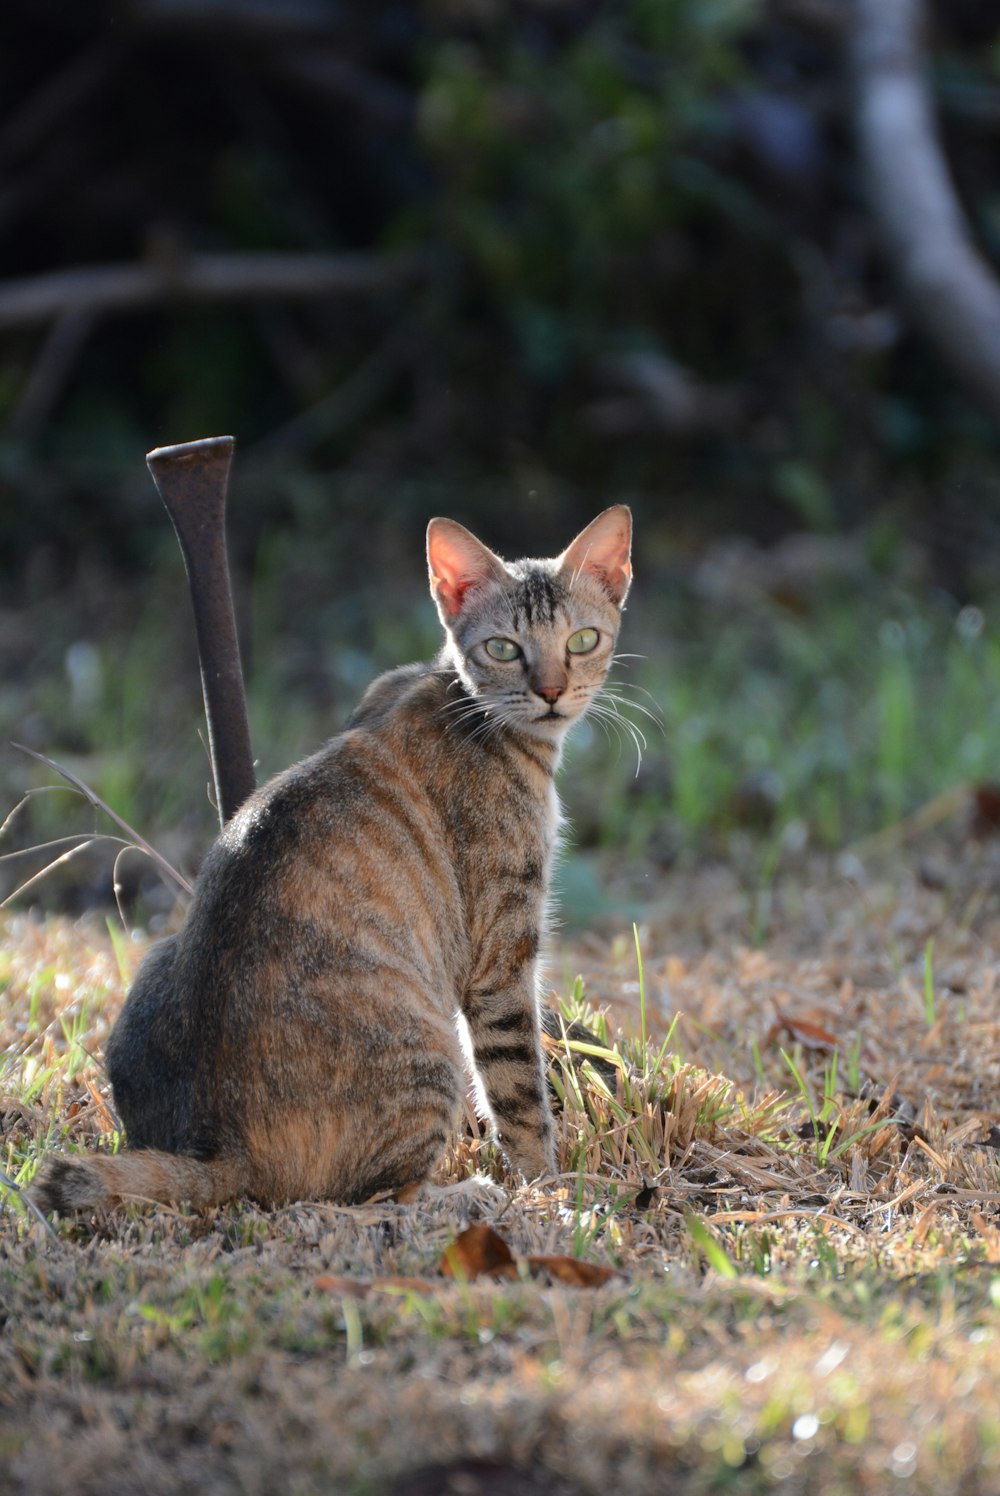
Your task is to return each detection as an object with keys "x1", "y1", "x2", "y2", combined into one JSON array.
[{"x1": 4, "y1": 839, "x2": 1000, "y2": 1493}]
